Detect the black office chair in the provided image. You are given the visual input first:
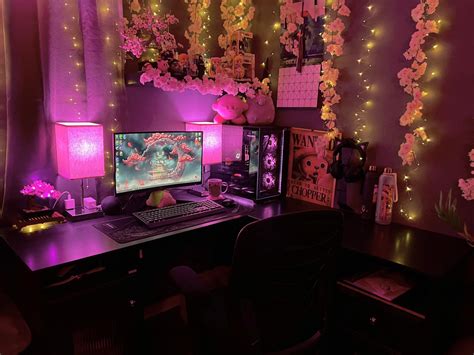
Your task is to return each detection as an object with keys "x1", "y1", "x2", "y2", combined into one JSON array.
[{"x1": 170, "y1": 209, "x2": 343, "y2": 355}]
